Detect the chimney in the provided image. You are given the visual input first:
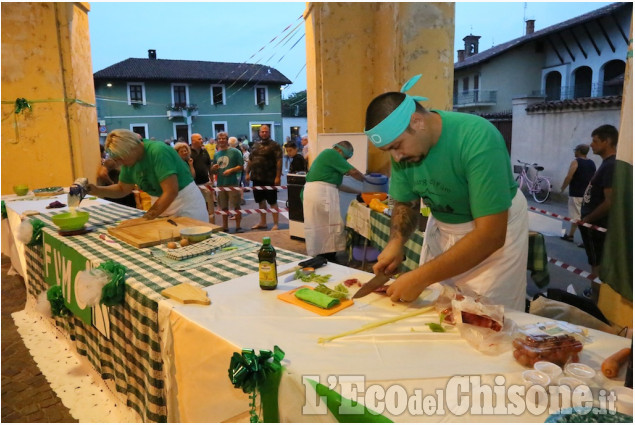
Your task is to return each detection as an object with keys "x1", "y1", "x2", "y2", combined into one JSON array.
[
  {"x1": 457, "y1": 50, "x2": 465, "y2": 62},
  {"x1": 148, "y1": 49, "x2": 157, "y2": 60},
  {"x1": 525, "y1": 19, "x2": 535, "y2": 35},
  {"x1": 463, "y1": 35, "x2": 481, "y2": 57}
]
